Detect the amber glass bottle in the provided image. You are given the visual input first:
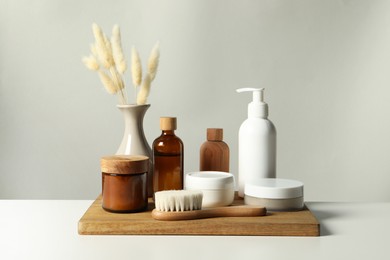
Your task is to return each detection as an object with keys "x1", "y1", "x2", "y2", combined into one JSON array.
[
  {"x1": 153, "y1": 117, "x2": 184, "y2": 193},
  {"x1": 199, "y1": 128, "x2": 230, "y2": 172}
]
